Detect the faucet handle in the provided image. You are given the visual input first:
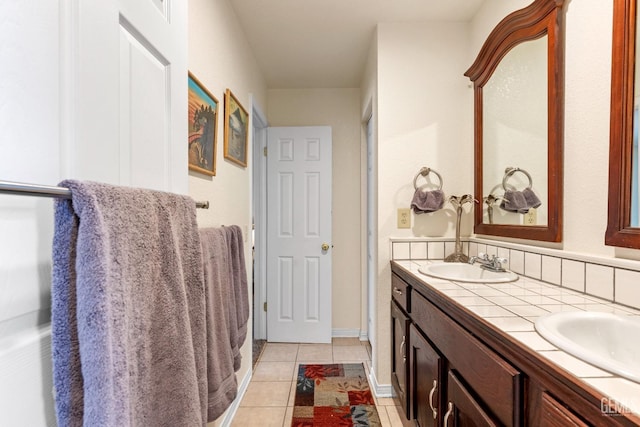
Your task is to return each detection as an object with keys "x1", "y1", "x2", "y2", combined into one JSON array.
[{"x1": 478, "y1": 252, "x2": 488, "y2": 260}]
